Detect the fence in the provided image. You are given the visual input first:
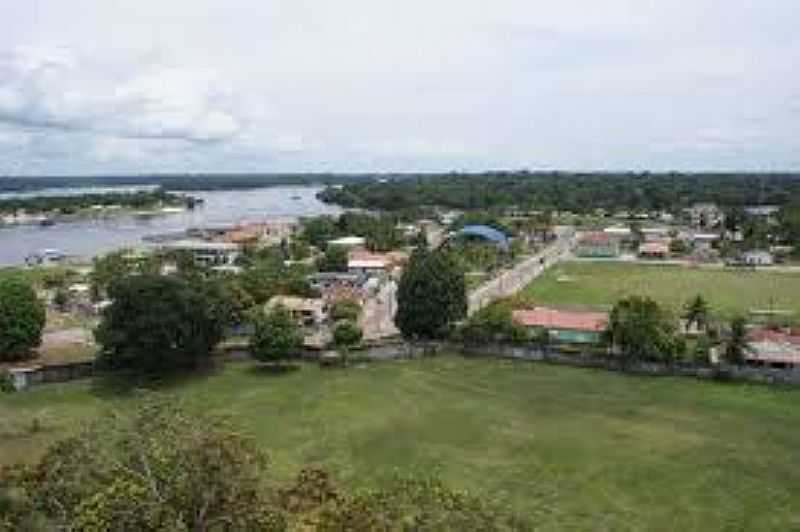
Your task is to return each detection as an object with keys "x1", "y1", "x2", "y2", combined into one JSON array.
[
  {"x1": 8, "y1": 340, "x2": 800, "y2": 390},
  {"x1": 457, "y1": 342, "x2": 800, "y2": 386}
]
